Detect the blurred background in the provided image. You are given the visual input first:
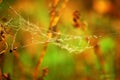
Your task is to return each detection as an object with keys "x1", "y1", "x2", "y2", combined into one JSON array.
[{"x1": 0, "y1": 0, "x2": 120, "y2": 80}]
